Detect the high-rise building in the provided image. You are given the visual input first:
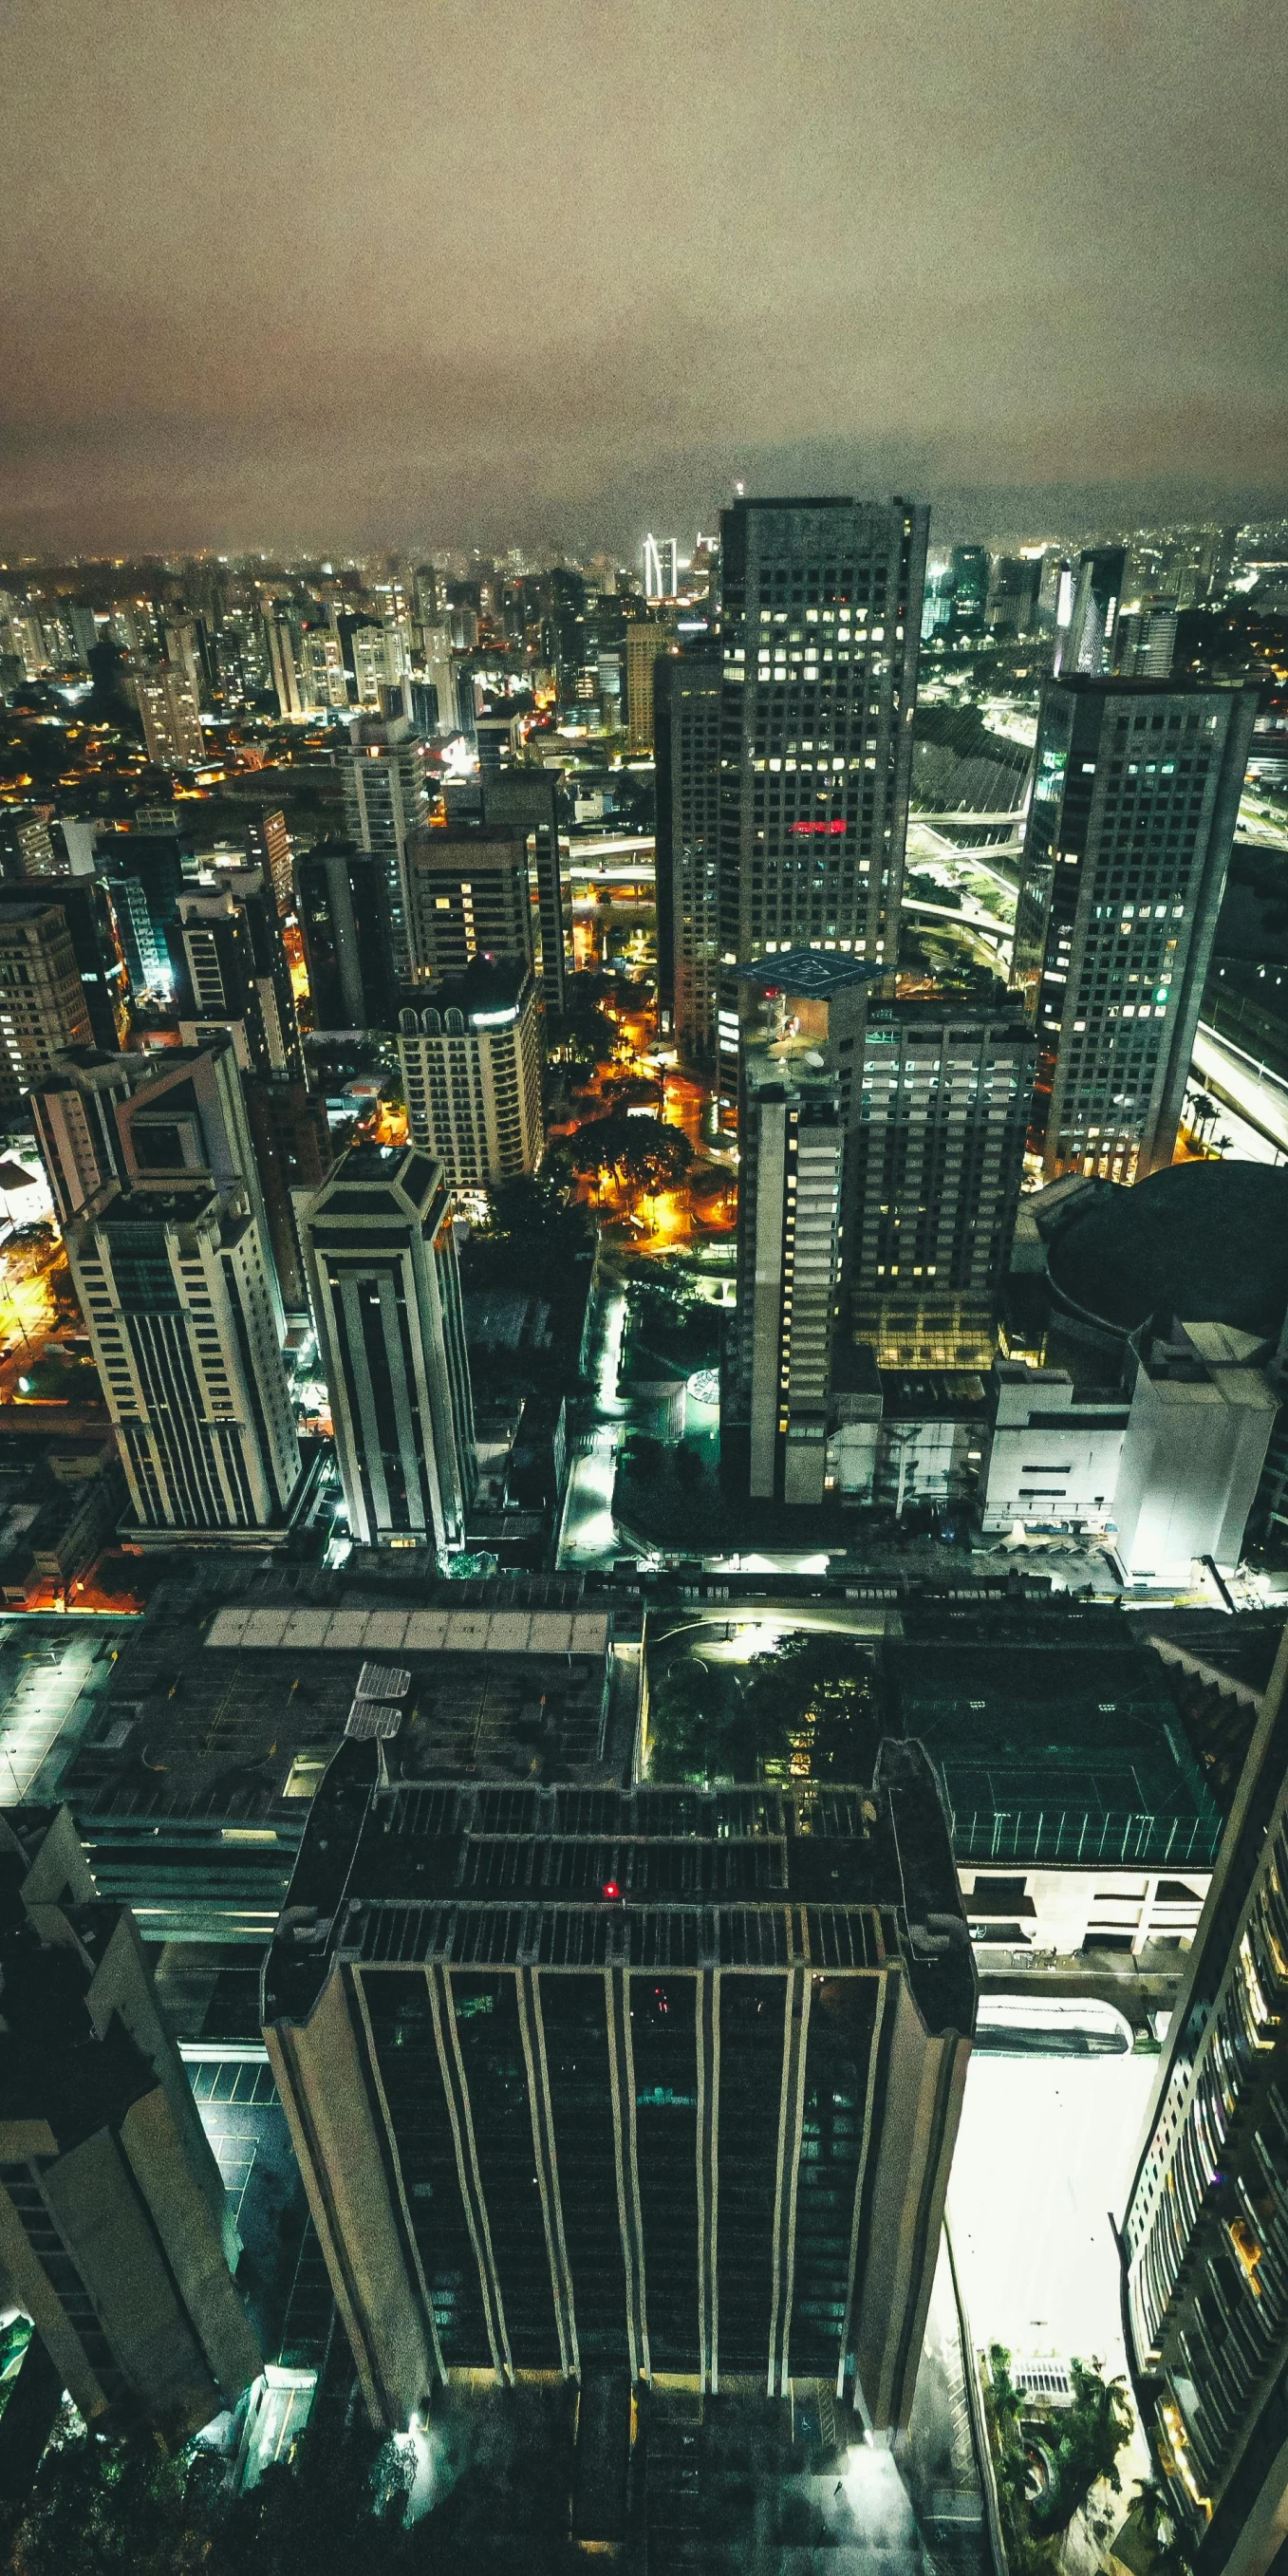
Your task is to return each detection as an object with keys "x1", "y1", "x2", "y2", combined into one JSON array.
[
  {"x1": 170, "y1": 870, "x2": 303, "y2": 1079},
  {"x1": 642, "y1": 532, "x2": 679, "y2": 601},
  {"x1": 294, "y1": 841, "x2": 395, "y2": 1032},
  {"x1": 480, "y1": 768, "x2": 568, "y2": 1014},
  {"x1": 298, "y1": 625, "x2": 350, "y2": 716},
  {"x1": 299, "y1": 1144, "x2": 476, "y2": 1557},
  {"x1": 0, "y1": 1804, "x2": 261, "y2": 2436},
  {"x1": 1054, "y1": 546, "x2": 1127, "y2": 678},
  {"x1": 263, "y1": 1743, "x2": 974, "y2": 2428},
  {"x1": 98, "y1": 826, "x2": 197, "y2": 999},
  {"x1": 416, "y1": 623, "x2": 455, "y2": 737},
  {"x1": 848, "y1": 998, "x2": 1035, "y2": 1307},
  {"x1": 985, "y1": 555, "x2": 1041, "y2": 636},
  {"x1": 337, "y1": 717, "x2": 430, "y2": 987},
  {"x1": 1122, "y1": 1624, "x2": 1288, "y2": 2576},
  {"x1": 135, "y1": 664, "x2": 206, "y2": 770},
  {"x1": 263, "y1": 608, "x2": 306, "y2": 719},
  {"x1": 243, "y1": 1075, "x2": 333, "y2": 1314},
  {"x1": 946, "y1": 544, "x2": 990, "y2": 638},
  {"x1": 707, "y1": 496, "x2": 927, "y2": 1103},
  {"x1": 1113, "y1": 596, "x2": 1178, "y2": 681},
  {"x1": 654, "y1": 646, "x2": 720, "y2": 1055},
  {"x1": 727, "y1": 952, "x2": 877, "y2": 1504},
  {"x1": 405, "y1": 827, "x2": 534, "y2": 982},
  {"x1": 625, "y1": 615, "x2": 677, "y2": 754},
  {"x1": 1012, "y1": 677, "x2": 1259, "y2": 1181},
  {"x1": 245, "y1": 808, "x2": 293, "y2": 912},
  {"x1": 0, "y1": 905, "x2": 93, "y2": 1101},
  {"x1": 397, "y1": 961, "x2": 543, "y2": 1189},
  {"x1": 65, "y1": 1176, "x2": 303, "y2": 1541},
  {"x1": 0, "y1": 877, "x2": 128, "y2": 1052}
]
